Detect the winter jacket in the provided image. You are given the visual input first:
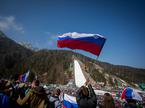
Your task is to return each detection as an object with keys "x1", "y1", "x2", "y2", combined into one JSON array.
[
  {"x1": 47, "y1": 95, "x2": 62, "y2": 108},
  {"x1": 0, "y1": 92, "x2": 10, "y2": 108},
  {"x1": 17, "y1": 86, "x2": 47, "y2": 108},
  {"x1": 123, "y1": 103, "x2": 138, "y2": 108},
  {"x1": 76, "y1": 84, "x2": 97, "y2": 108}
]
